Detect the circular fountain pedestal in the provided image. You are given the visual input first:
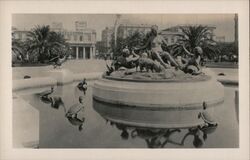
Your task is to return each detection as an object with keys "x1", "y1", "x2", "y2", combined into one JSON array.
[{"x1": 93, "y1": 69, "x2": 224, "y2": 128}]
